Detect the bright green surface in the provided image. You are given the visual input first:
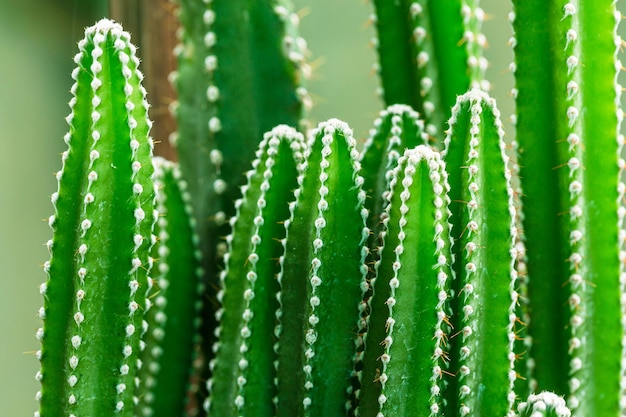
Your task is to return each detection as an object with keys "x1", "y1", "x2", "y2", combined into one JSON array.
[{"x1": 1, "y1": 0, "x2": 550, "y2": 414}]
